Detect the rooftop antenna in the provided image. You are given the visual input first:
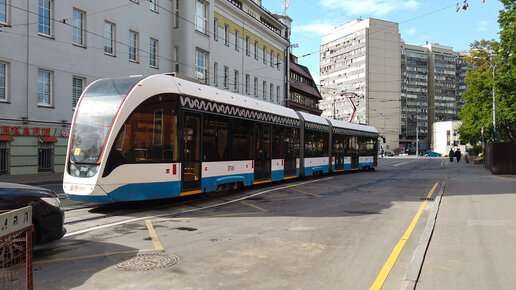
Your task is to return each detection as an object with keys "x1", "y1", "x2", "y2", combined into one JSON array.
[{"x1": 282, "y1": 0, "x2": 289, "y2": 14}]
